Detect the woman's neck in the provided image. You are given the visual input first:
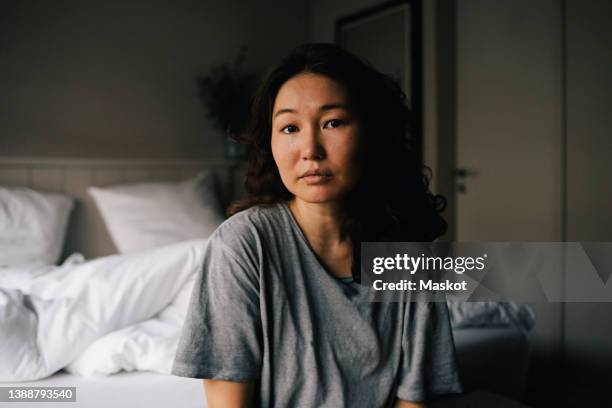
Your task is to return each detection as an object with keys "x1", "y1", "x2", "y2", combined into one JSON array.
[
  {"x1": 288, "y1": 198, "x2": 348, "y2": 248},
  {"x1": 288, "y1": 197, "x2": 354, "y2": 278}
]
